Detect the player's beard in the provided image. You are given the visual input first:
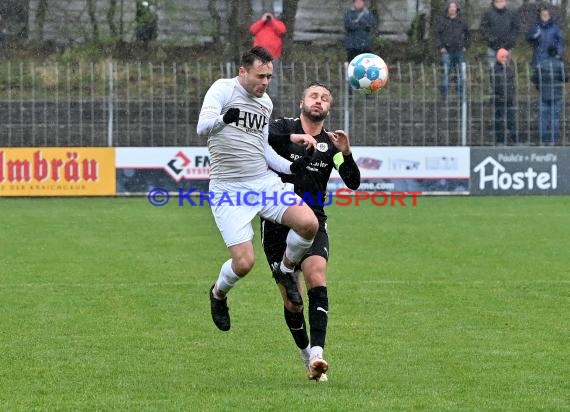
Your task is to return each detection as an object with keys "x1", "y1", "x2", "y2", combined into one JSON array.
[{"x1": 302, "y1": 104, "x2": 328, "y2": 122}]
